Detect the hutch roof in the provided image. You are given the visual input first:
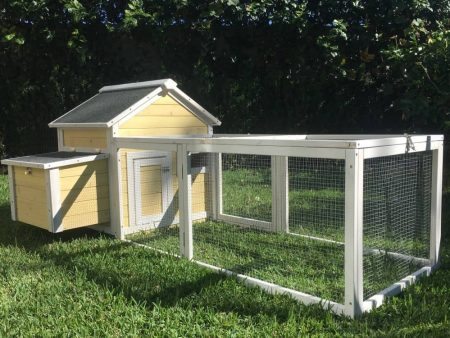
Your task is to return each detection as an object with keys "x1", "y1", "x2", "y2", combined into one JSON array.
[{"x1": 49, "y1": 79, "x2": 221, "y2": 128}]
